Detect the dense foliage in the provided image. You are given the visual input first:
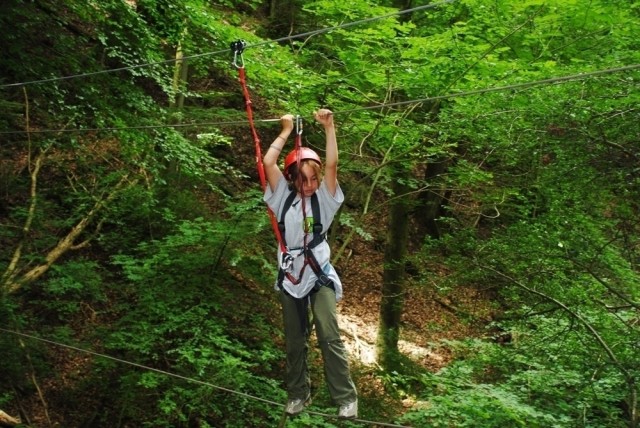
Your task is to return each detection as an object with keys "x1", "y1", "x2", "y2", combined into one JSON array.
[{"x1": 1, "y1": 0, "x2": 639, "y2": 427}]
